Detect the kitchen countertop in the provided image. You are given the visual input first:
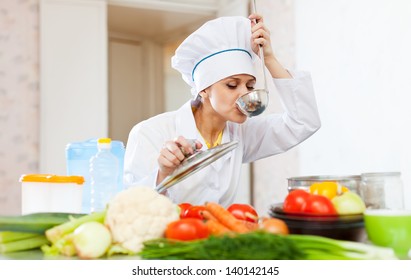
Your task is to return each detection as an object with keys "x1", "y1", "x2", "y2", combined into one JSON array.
[{"x1": 0, "y1": 249, "x2": 141, "y2": 260}]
